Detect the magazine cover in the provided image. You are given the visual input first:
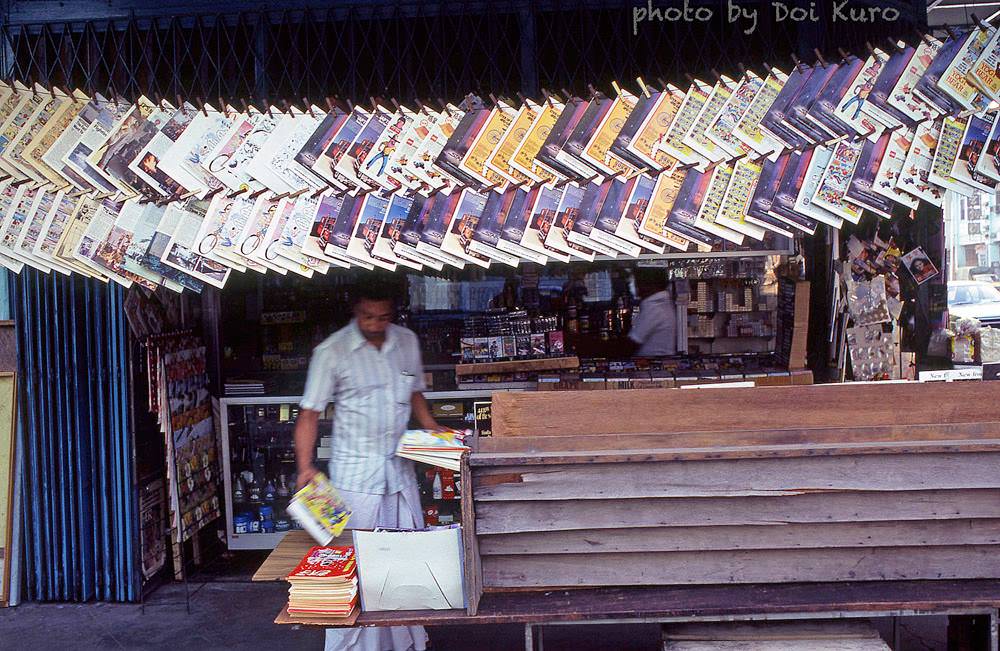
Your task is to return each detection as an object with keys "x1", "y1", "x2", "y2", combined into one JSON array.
[
  {"x1": 591, "y1": 177, "x2": 644, "y2": 256},
  {"x1": 768, "y1": 150, "x2": 822, "y2": 234},
  {"x1": 267, "y1": 195, "x2": 337, "y2": 272},
  {"x1": 287, "y1": 473, "x2": 351, "y2": 545},
  {"x1": 664, "y1": 169, "x2": 720, "y2": 247},
  {"x1": 746, "y1": 155, "x2": 797, "y2": 238},
  {"x1": 872, "y1": 128, "x2": 919, "y2": 210},
  {"x1": 345, "y1": 193, "x2": 396, "y2": 270},
  {"x1": 372, "y1": 192, "x2": 422, "y2": 270},
  {"x1": 441, "y1": 188, "x2": 492, "y2": 268},
  {"x1": 248, "y1": 108, "x2": 327, "y2": 193},
  {"x1": 830, "y1": 51, "x2": 889, "y2": 140},
  {"x1": 389, "y1": 193, "x2": 445, "y2": 270},
  {"x1": 33, "y1": 193, "x2": 81, "y2": 262},
  {"x1": 302, "y1": 192, "x2": 350, "y2": 264},
  {"x1": 40, "y1": 95, "x2": 110, "y2": 191},
  {"x1": 76, "y1": 198, "x2": 154, "y2": 288},
  {"x1": 860, "y1": 45, "x2": 913, "y2": 129},
  {"x1": 334, "y1": 106, "x2": 394, "y2": 191},
  {"x1": 323, "y1": 193, "x2": 375, "y2": 269},
  {"x1": 613, "y1": 173, "x2": 665, "y2": 254},
  {"x1": 496, "y1": 185, "x2": 548, "y2": 264},
  {"x1": 535, "y1": 99, "x2": 591, "y2": 179},
  {"x1": 25, "y1": 90, "x2": 89, "y2": 186},
  {"x1": 658, "y1": 82, "x2": 712, "y2": 167},
  {"x1": 976, "y1": 113, "x2": 1000, "y2": 182},
  {"x1": 558, "y1": 95, "x2": 614, "y2": 178},
  {"x1": 715, "y1": 157, "x2": 767, "y2": 240},
  {"x1": 0, "y1": 187, "x2": 55, "y2": 273},
  {"x1": 92, "y1": 98, "x2": 176, "y2": 198},
  {"x1": 544, "y1": 181, "x2": 596, "y2": 261},
  {"x1": 929, "y1": 115, "x2": 976, "y2": 196},
  {"x1": 914, "y1": 32, "x2": 971, "y2": 115},
  {"x1": 805, "y1": 56, "x2": 866, "y2": 138},
  {"x1": 54, "y1": 196, "x2": 104, "y2": 278},
  {"x1": 638, "y1": 171, "x2": 690, "y2": 250},
  {"x1": 705, "y1": 73, "x2": 762, "y2": 158},
  {"x1": 310, "y1": 107, "x2": 370, "y2": 189},
  {"x1": 693, "y1": 163, "x2": 745, "y2": 244},
  {"x1": 845, "y1": 133, "x2": 896, "y2": 219},
  {"x1": 119, "y1": 202, "x2": 203, "y2": 292},
  {"x1": 583, "y1": 91, "x2": 639, "y2": 175},
  {"x1": 901, "y1": 246, "x2": 940, "y2": 285},
  {"x1": 204, "y1": 109, "x2": 280, "y2": 193},
  {"x1": 782, "y1": 63, "x2": 842, "y2": 144},
  {"x1": 889, "y1": 38, "x2": 943, "y2": 123},
  {"x1": 970, "y1": 29, "x2": 1000, "y2": 101},
  {"x1": 13, "y1": 190, "x2": 74, "y2": 276},
  {"x1": 157, "y1": 104, "x2": 233, "y2": 196},
  {"x1": 6, "y1": 90, "x2": 69, "y2": 184},
  {"x1": 509, "y1": 100, "x2": 564, "y2": 182},
  {"x1": 193, "y1": 194, "x2": 265, "y2": 272},
  {"x1": 682, "y1": 77, "x2": 735, "y2": 163},
  {"x1": 520, "y1": 184, "x2": 570, "y2": 262},
  {"x1": 239, "y1": 195, "x2": 314, "y2": 278},
  {"x1": 811, "y1": 138, "x2": 864, "y2": 223},
  {"x1": 896, "y1": 118, "x2": 947, "y2": 206},
  {"x1": 627, "y1": 86, "x2": 685, "y2": 169},
  {"x1": 950, "y1": 112, "x2": 997, "y2": 194},
  {"x1": 127, "y1": 103, "x2": 197, "y2": 197},
  {"x1": 358, "y1": 107, "x2": 414, "y2": 190},
  {"x1": 565, "y1": 177, "x2": 621, "y2": 257},
  {"x1": 0, "y1": 85, "x2": 46, "y2": 179},
  {"x1": 484, "y1": 101, "x2": 539, "y2": 185},
  {"x1": 465, "y1": 188, "x2": 520, "y2": 267},
  {"x1": 381, "y1": 108, "x2": 439, "y2": 191},
  {"x1": 938, "y1": 26, "x2": 992, "y2": 111},
  {"x1": 759, "y1": 65, "x2": 815, "y2": 149},
  {"x1": 434, "y1": 101, "x2": 492, "y2": 189},
  {"x1": 733, "y1": 70, "x2": 789, "y2": 159},
  {"x1": 608, "y1": 89, "x2": 664, "y2": 169},
  {"x1": 460, "y1": 103, "x2": 517, "y2": 187},
  {"x1": 408, "y1": 105, "x2": 465, "y2": 191},
  {"x1": 62, "y1": 98, "x2": 134, "y2": 195},
  {"x1": 415, "y1": 189, "x2": 466, "y2": 268},
  {"x1": 294, "y1": 106, "x2": 350, "y2": 187}
]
